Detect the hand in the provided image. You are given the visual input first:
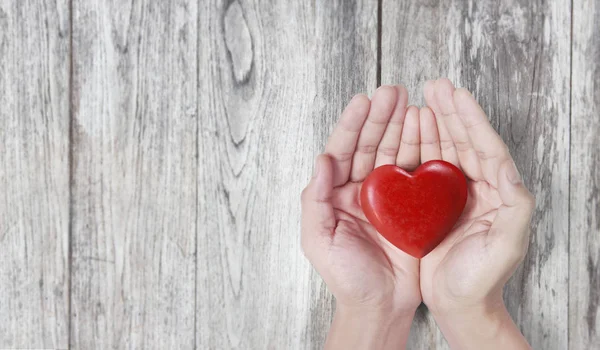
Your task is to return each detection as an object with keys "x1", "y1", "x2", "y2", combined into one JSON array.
[
  {"x1": 301, "y1": 85, "x2": 422, "y2": 349},
  {"x1": 419, "y1": 79, "x2": 534, "y2": 349}
]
